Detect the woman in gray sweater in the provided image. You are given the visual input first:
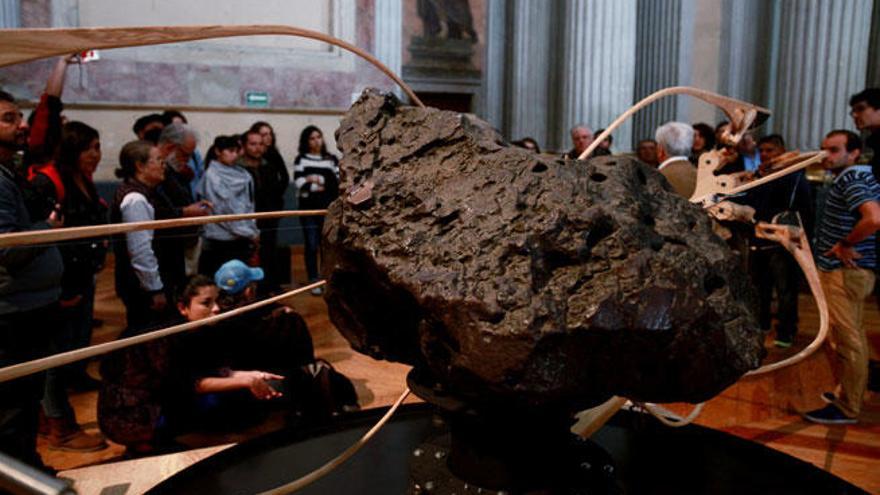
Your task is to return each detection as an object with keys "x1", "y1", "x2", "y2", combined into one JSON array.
[{"x1": 197, "y1": 135, "x2": 259, "y2": 276}]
